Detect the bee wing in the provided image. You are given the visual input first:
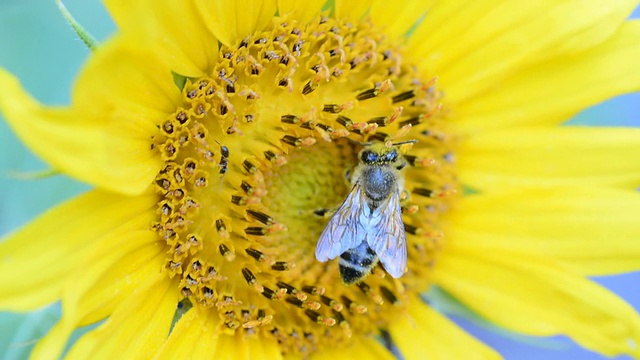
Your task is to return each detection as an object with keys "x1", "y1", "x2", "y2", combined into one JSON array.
[
  {"x1": 315, "y1": 183, "x2": 368, "y2": 262},
  {"x1": 366, "y1": 188, "x2": 407, "y2": 278}
]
